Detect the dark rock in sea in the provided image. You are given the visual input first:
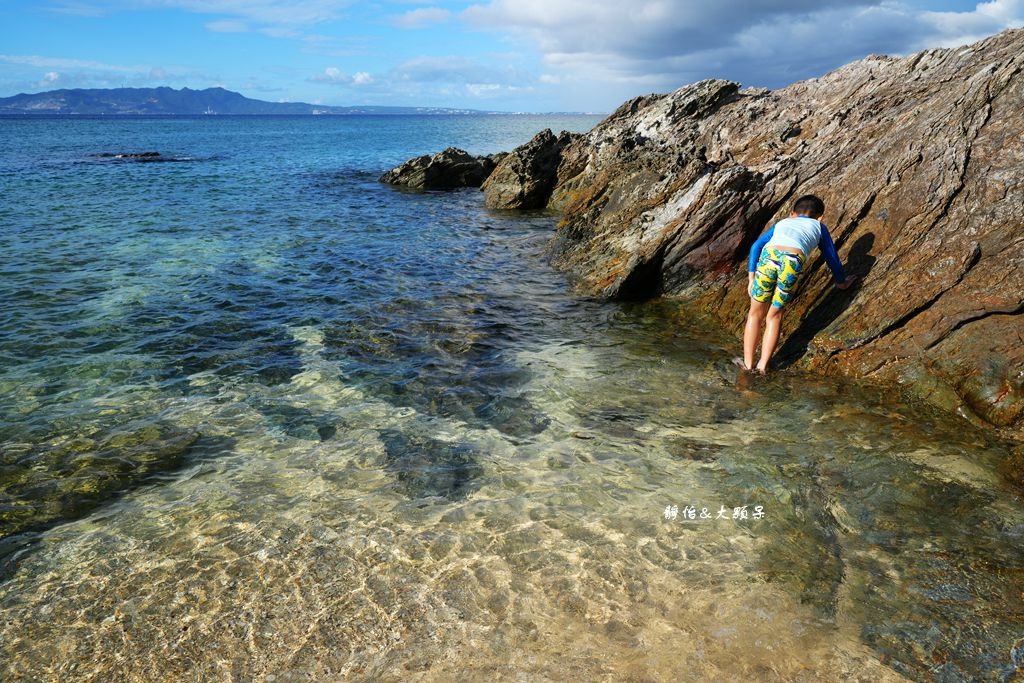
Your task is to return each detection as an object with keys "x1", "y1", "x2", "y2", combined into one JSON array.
[
  {"x1": 379, "y1": 147, "x2": 504, "y2": 190},
  {"x1": 90, "y1": 151, "x2": 196, "y2": 163},
  {"x1": 94, "y1": 151, "x2": 161, "y2": 158},
  {"x1": 92, "y1": 151, "x2": 163, "y2": 161},
  {"x1": 482, "y1": 129, "x2": 581, "y2": 209}
]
